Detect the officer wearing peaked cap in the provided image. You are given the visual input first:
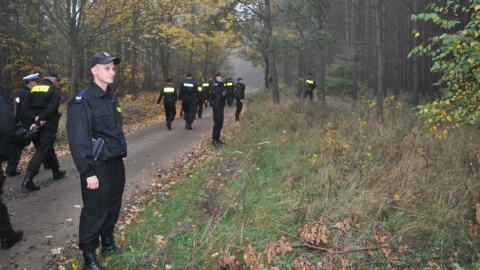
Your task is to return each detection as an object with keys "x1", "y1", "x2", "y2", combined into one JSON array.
[
  {"x1": 21, "y1": 71, "x2": 66, "y2": 191},
  {"x1": 67, "y1": 52, "x2": 126, "y2": 270},
  {"x1": 5, "y1": 73, "x2": 39, "y2": 177},
  {"x1": 208, "y1": 72, "x2": 226, "y2": 148}
]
